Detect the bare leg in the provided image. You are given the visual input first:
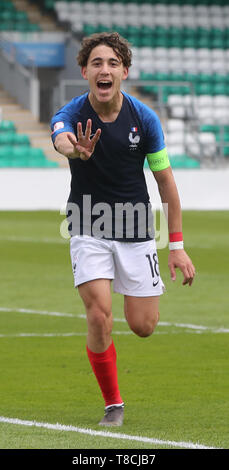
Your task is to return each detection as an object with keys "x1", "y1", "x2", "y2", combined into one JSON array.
[
  {"x1": 124, "y1": 295, "x2": 160, "y2": 337},
  {"x1": 78, "y1": 278, "x2": 123, "y2": 412},
  {"x1": 78, "y1": 279, "x2": 113, "y2": 352}
]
